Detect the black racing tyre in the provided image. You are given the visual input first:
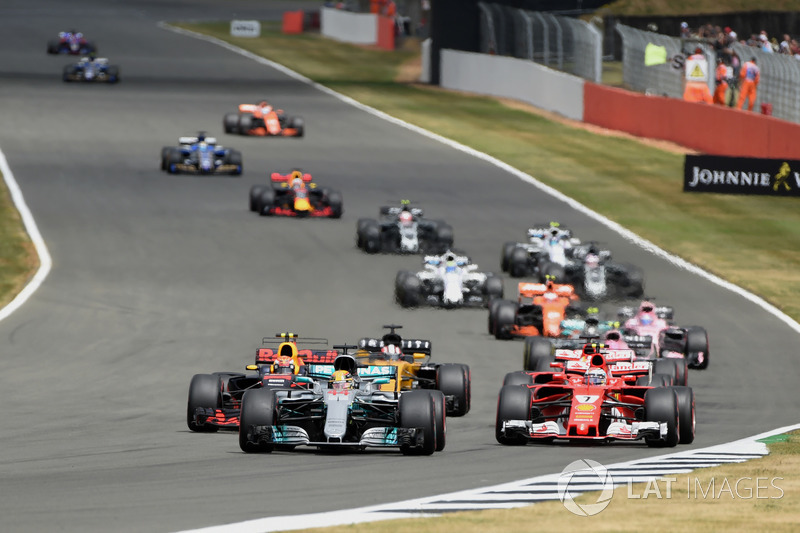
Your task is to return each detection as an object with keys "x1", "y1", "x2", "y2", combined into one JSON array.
[
  {"x1": 523, "y1": 337, "x2": 554, "y2": 371},
  {"x1": 187, "y1": 374, "x2": 221, "y2": 432},
  {"x1": 249, "y1": 185, "x2": 266, "y2": 212},
  {"x1": 501, "y1": 242, "x2": 517, "y2": 272},
  {"x1": 434, "y1": 223, "x2": 454, "y2": 250},
  {"x1": 429, "y1": 390, "x2": 447, "y2": 452},
  {"x1": 226, "y1": 150, "x2": 243, "y2": 175},
  {"x1": 355, "y1": 218, "x2": 372, "y2": 248},
  {"x1": 166, "y1": 150, "x2": 183, "y2": 174},
  {"x1": 686, "y1": 326, "x2": 710, "y2": 369},
  {"x1": 671, "y1": 386, "x2": 695, "y2": 444},
  {"x1": 494, "y1": 300, "x2": 517, "y2": 340},
  {"x1": 397, "y1": 272, "x2": 422, "y2": 308},
  {"x1": 496, "y1": 385, "x2": 532, "y2": 445},
  {"x1": 291, "y1": 117, "x2": 304, "y2": 137},
  {"x1": 326, "y1": 190, "x2": 343, "y2": 219},
  {"x1": 541, "y1": 262, "x2": 566, "y2": 283},
  {"x1": 509, "y1": 247, "x2": 529, "y2": 278},
  {"x1": 502, "y1": 371, "x2": 533, "y2": 387},
  {"x1": 105, "y1": 66, "x2": 120, "y2": 83},
  {"x1": 651, "y1": 373, "x2": 674, "y2": 387},
  {"x1": 223, "y1": 112, "x2": 240, "y2": 134},
  {"x1": 47, "y1": 40, "x2": 60, "y2": 54},
  {"x1": 362, "y1": 220, "x2": 381, "y2": 254},
  {"x1": 621, "y1": 264, "x2": 645, "y2": 298},
  {"x1": 160, "y1": 147, "x2": 173, "y2": 171},
  {"x1": 488, "y1": 298, "x2": 502, "y2": 334},
  {"x1": 400, "y1": 390, "x2": 436, "y2": 455},
  {"x1": 644, "y1": 387, "x2": 679, "y2": 447},
  {"x1": 437, "y1": 363, "x2": 470, "y2": 416},
  {"x1": 484, "y1": 274, "x2": 504, "y2": 302},
  {"x1": 258, "y1": 188, "x2": 276, "y2": 216},
  {"x1": 238, "y1": 388, "x2": 276, "y2": 453},
  {"x1": 62, "y1": 65, "x2": 77, "y2": 82},
  {"x1": 238, "y1": 113, "x2": 254, "y2": 135},
  {"x1": 653, "y1": 359, "x2": 679, "y2": 385}
]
